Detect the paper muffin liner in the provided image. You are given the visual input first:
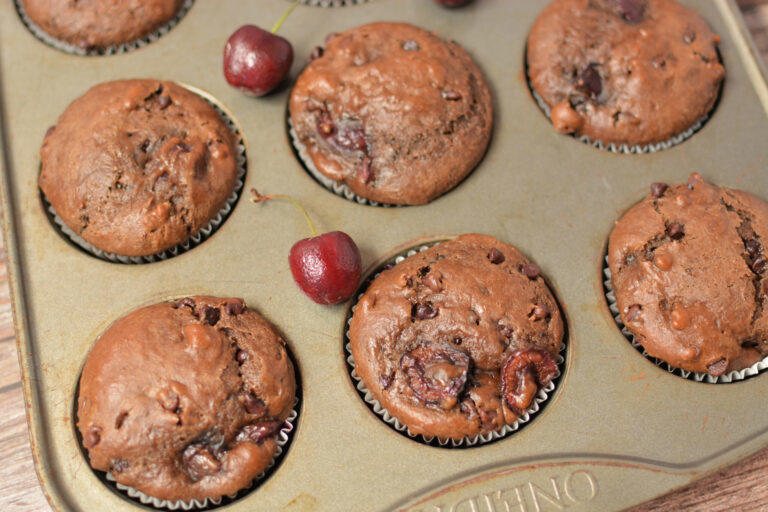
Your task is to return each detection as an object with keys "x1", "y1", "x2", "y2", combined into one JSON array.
[
  {"x1": 14, "y1": 0, "x2": 195, "y2": 56},
  {"x1": 603, "y1": 255, "x2": 768, "y2": 383},
  {"x1": 527, "y1": 85, "x2": 712, "y2": 154},
  {"x1": 287, "y1": 117, "x2": 397, "y2": 208},
  {"x1": 297, "y1": 0, "x2": 370, "y2": 6},
  {"x1": 42, "y1": 91, "x2": 247, "y2": 265},
  {"x1": 344, "y1": 242, "x2": 567, "y2": 448},
  {"x1": 103, "y1": 403, "x2": 298, "y2": 511}
]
